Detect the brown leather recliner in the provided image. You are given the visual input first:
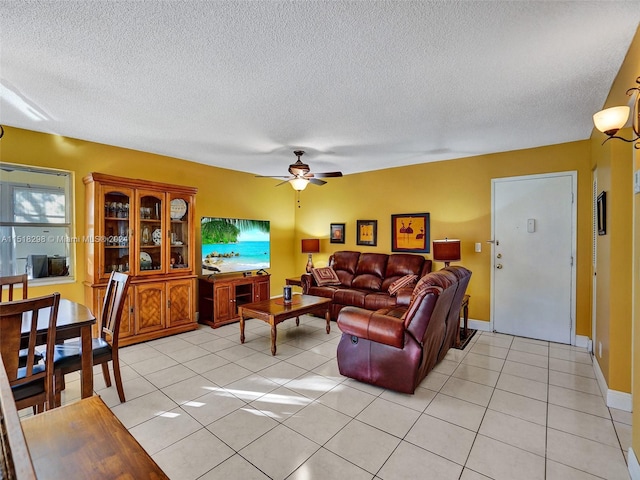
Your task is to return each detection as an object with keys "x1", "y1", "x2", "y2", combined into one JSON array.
[{"x1": 336, "y1": 266, "x2": 472, "y2": 394}]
